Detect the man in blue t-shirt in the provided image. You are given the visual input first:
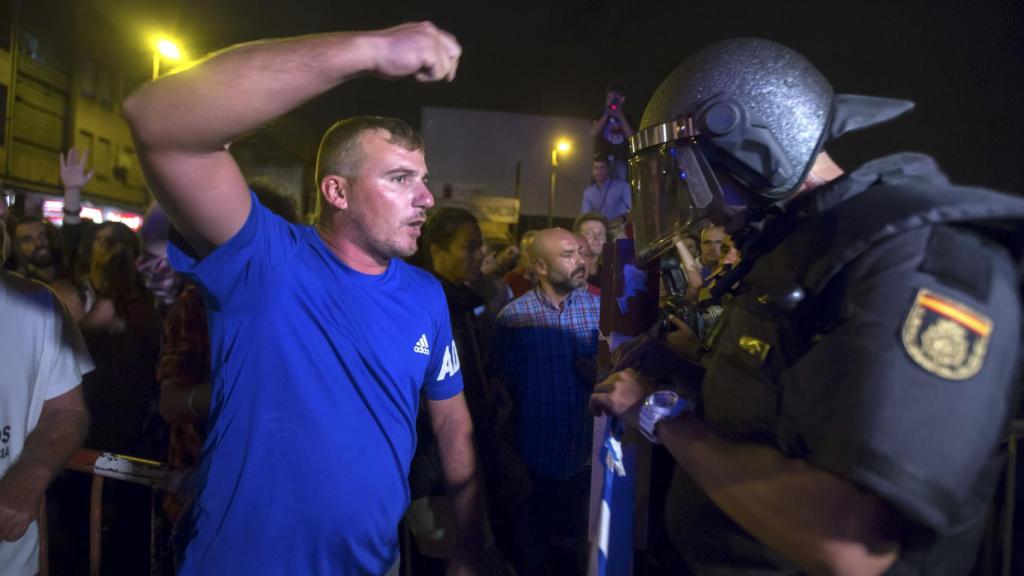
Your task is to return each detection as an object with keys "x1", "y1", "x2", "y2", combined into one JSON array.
[{"x1": 124, "y1": 22, "x2": 491, "y2": 575}]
